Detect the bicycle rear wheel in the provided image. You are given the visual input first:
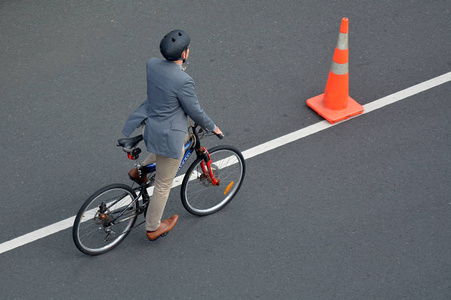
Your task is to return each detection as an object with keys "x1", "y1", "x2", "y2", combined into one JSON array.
[
  {"x1": 181, "y1": 145, "x2": 245, "y2": 216},
  {"x1": 72, "y1": 184, "x2": 138, "y2": 255}
]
